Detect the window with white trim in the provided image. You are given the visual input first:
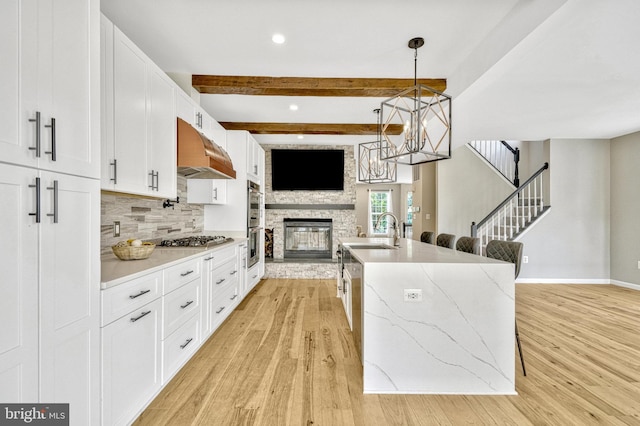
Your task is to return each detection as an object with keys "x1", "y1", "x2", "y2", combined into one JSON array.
[{"x1": 369, "y1": 190, "x2": 391, "y2": 235}]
